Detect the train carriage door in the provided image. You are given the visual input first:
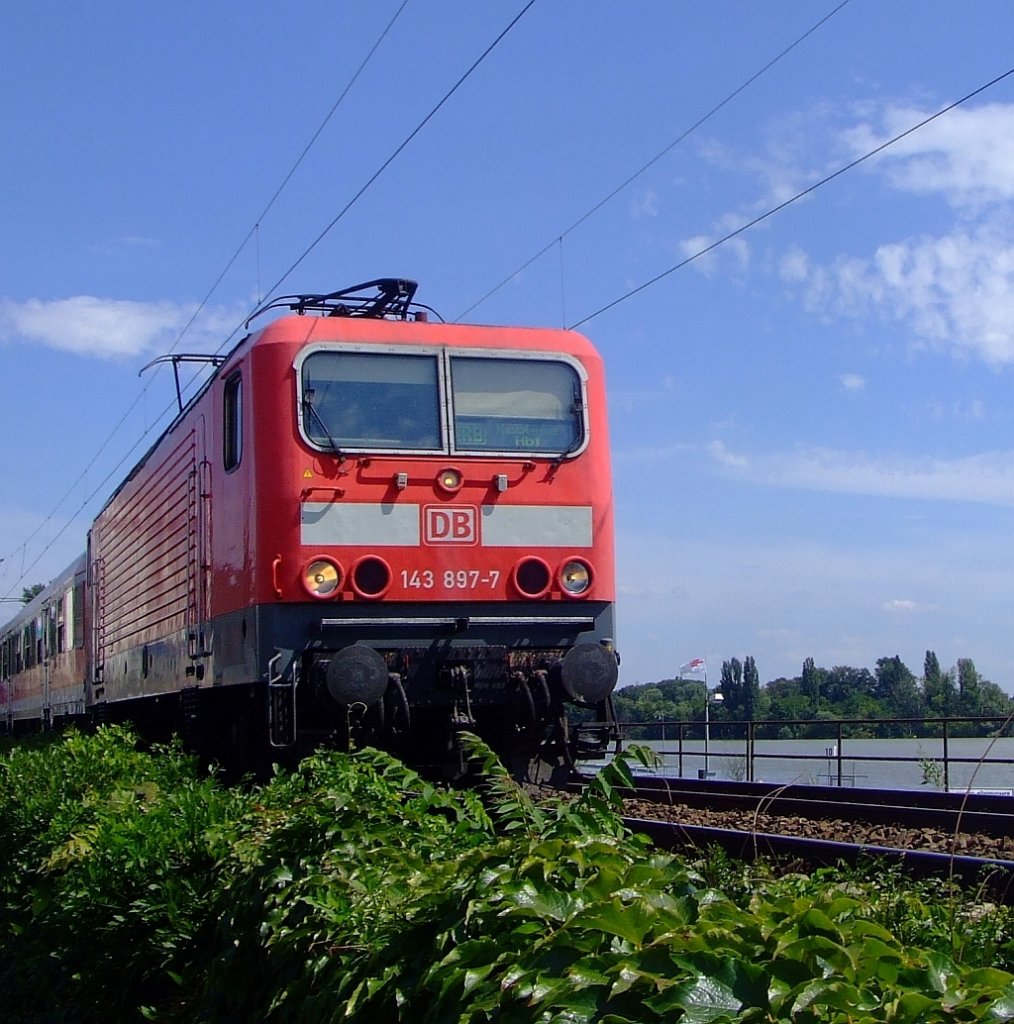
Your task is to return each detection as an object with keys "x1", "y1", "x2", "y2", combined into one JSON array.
[
  {"x1": 35, "y1": 609, "x2": 48, "y2": 727},
  {"x1": 42, "y1": 601, "x2": 57, "y2": 727},
  {"x1": 187, "y1": 415, "x2": 212, "y2": 671},
  {"x1": 88, "y1": 531, "x2": 104, "y2": 694}
]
